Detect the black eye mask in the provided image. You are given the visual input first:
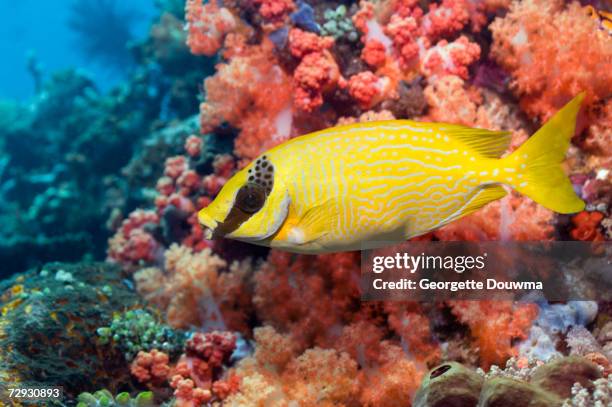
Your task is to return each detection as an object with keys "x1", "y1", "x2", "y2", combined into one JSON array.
[{"x1": 213, "y1": 156, "x2": 274, "y2": 238}]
